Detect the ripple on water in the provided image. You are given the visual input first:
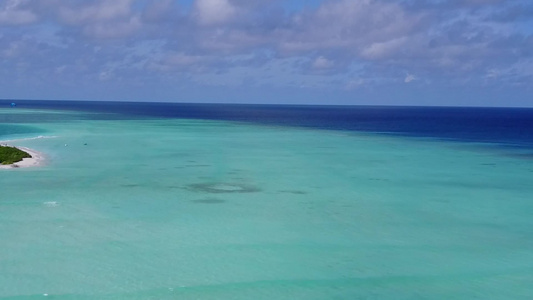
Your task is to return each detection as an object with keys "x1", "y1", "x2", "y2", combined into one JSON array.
[
  {"x1": 187, "y1": 182, "x2": 261, "y2": 194},
  {"x1": 191, "y1": 198, "x2": 226, "y2": 204}
]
